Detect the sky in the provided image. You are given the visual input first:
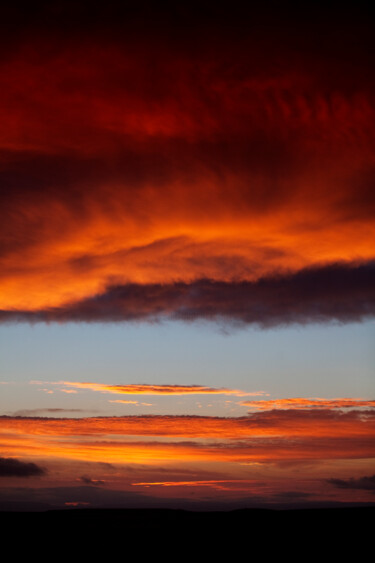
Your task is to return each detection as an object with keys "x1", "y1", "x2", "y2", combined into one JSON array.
[{"x1": 0, "y1": 2, "x2": 374, "y2": 511}]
